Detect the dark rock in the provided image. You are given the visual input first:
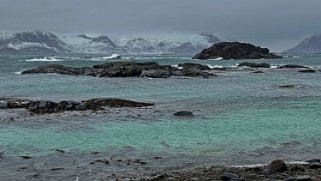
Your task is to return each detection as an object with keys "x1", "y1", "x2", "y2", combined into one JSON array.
[
  {"x1": 307, "y1": 159, "x2": 320, "y2": 163},
  {"x1": 20, "y1": 155, "x2": 32, "y2": 159},
  {"x1": 84, "y1": 98, "x2": 154, "y2": 108},
  {"x1": 252, "y1": 71, "x2": 264, "y2": 73},
  {"x1": 28, "y1": 101, "x2": 59, "y2": 114},
  {"x1": 267, "y1": 159, "x2": 288, "y2": 174},
  {"x1": 0, "y1": 101, "x2": 7, "y2": 109},
  {"x1": 298, "y1": 69, "x2": 316, "y2": 73},
  {"x1": 237, "y1": 62, "x2": 271, "y2": 68},
  {"x1": 277, "y1": 64, "x2": 308, "y2": 69},
  {"x1": 278, "y1": 84, "x2": 297, "y2": 88},
  {"x1": 309, "y1": 162, "x2": 321, "y2": 169},
  {"x1": 174, "y1": 111, "x2": 194, "y2": 117},
  {"x1": 193, "y1": 42, "x2": 282, "y2": 60},
  {"x1": 221, "y1": 172, "x2": 240, "y2": 181},
  {"x1": 89, "y1": 159, "x2": 110, "y2": 165},
  {"x1": 55, "y1": 149, "x2": 65, "y2": 153},
  {"x1": 50, "y1": 168, "x2": 64, "y2": 171},
  {"x1": 21, "y1": 62, "x2": 217, "y2": 78}
]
